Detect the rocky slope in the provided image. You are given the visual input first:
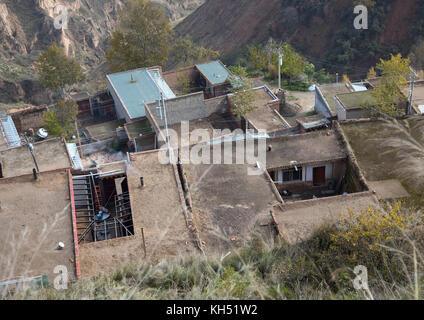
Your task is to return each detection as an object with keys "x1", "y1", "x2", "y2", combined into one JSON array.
[
  {"x1": 176, "y1": 0, "x2": 424, "y2": 79},
  {"x1": 0, "y1": 0, "x2": 203, "y2": 105}
]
